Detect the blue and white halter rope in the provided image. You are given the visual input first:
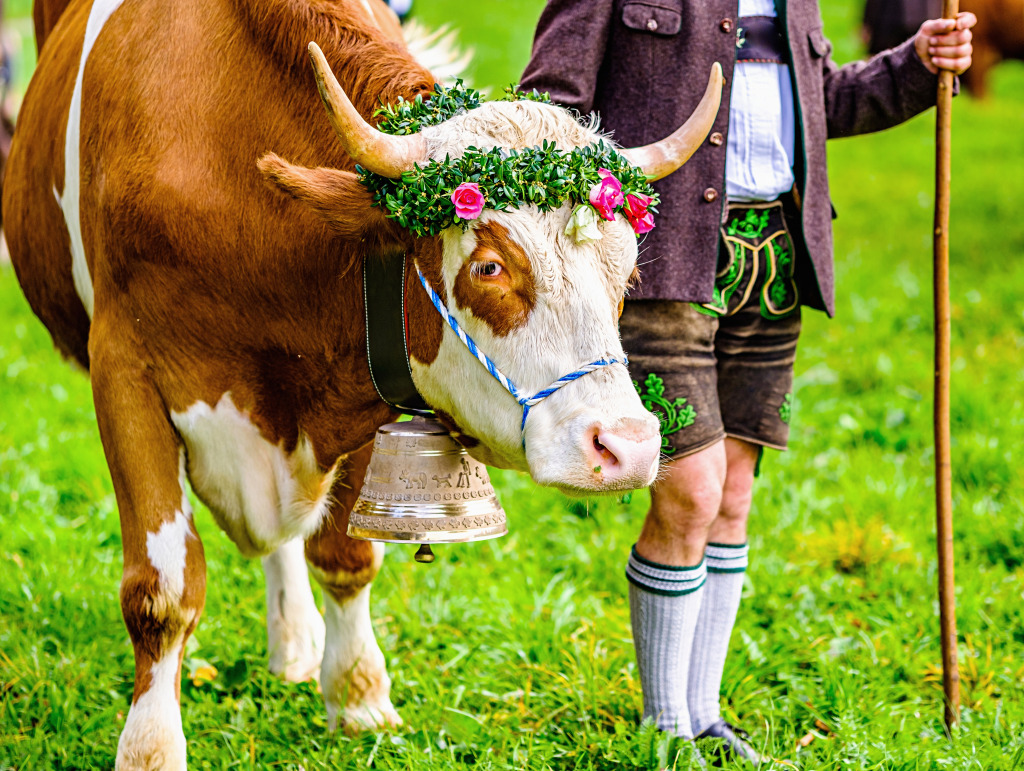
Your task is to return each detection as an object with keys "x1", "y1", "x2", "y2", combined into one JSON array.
[{"x1": 415, "y1": 267, "x2": 626, "y2": 435}]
